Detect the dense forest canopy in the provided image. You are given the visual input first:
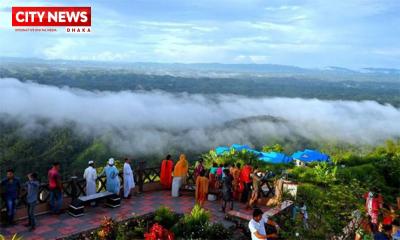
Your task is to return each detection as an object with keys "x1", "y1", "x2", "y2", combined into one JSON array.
[{"x1": 1, "y1": 58, "x2": 400, "y2": 106}]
